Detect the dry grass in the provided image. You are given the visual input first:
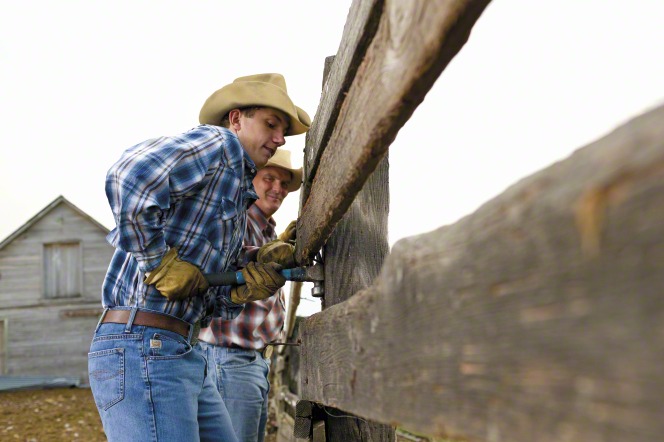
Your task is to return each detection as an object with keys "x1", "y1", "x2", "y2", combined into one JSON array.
[
  {"x1": 0, "y1": 387, "x2": 105, "y2": 441},
  {"x1": 0, "y1": 387, "x2": 279, "y2": 441}
]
